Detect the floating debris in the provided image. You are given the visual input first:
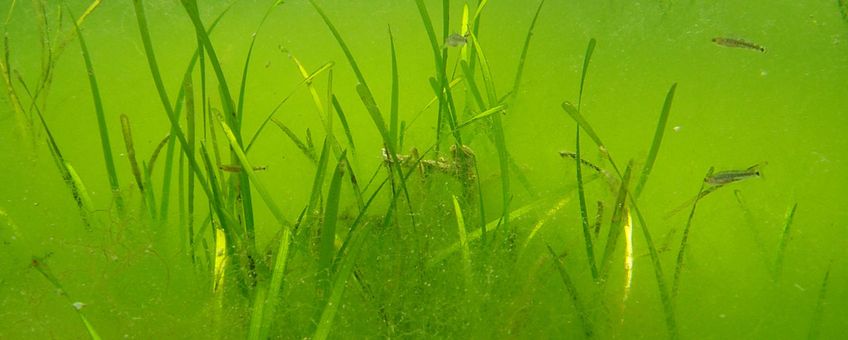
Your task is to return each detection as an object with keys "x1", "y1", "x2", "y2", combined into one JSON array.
[
  {"x1": 712, "y1": 37, "x2": 766, "y2": 53},
  {"x1": 72, "y1": 301, "x2": 86, "y2": 310}
]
